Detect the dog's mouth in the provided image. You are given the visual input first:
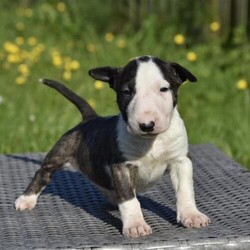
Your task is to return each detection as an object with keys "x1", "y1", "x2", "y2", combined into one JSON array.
[
  {"x1": 139, "y1": 132, "x2": 159, "y2": 138},
  {"x1": 126, "y1": 124, "x2": 160, "y2": 138}
]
